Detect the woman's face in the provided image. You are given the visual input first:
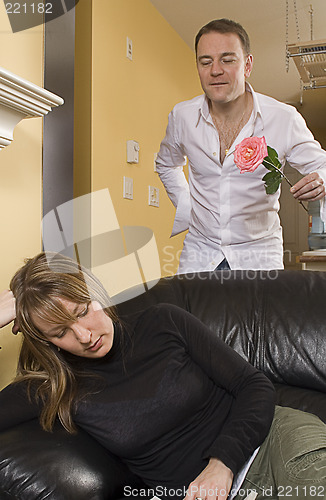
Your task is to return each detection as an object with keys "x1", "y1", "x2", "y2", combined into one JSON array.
[{"x1": 31, "y1": 298, "x2": 114, "y2": 358}]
